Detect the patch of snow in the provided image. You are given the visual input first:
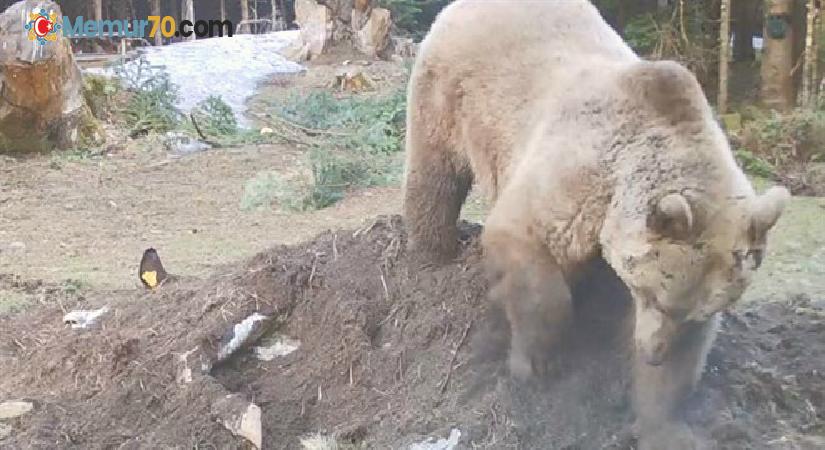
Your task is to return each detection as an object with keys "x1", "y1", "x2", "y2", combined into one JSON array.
[
  {"x1": 253, "y1": 335, "x2": 300, "y2": 361},
  {"x1": 85, "y1": 31, "x2": 305, "y2": 127},
  {"x1": 409, "y1": 429, "x2": 461, "y2": 450}
]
